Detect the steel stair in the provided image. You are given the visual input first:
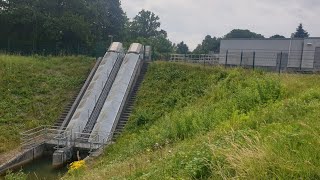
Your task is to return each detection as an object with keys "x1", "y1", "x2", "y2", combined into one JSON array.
[{"x1": 112, "y1": 62, "x2": 149, "y2": 141}]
